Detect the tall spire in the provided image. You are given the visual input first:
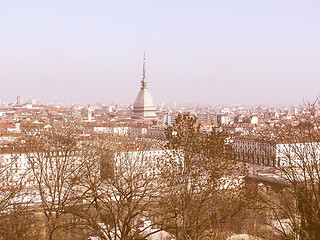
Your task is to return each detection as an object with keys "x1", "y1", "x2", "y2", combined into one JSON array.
[
  {"x1": 132, "y1": 52, "x2": 157, "y2": 119},
  {"x1": 141, "y1": 52, "x2": 147, "y2": 89}
]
